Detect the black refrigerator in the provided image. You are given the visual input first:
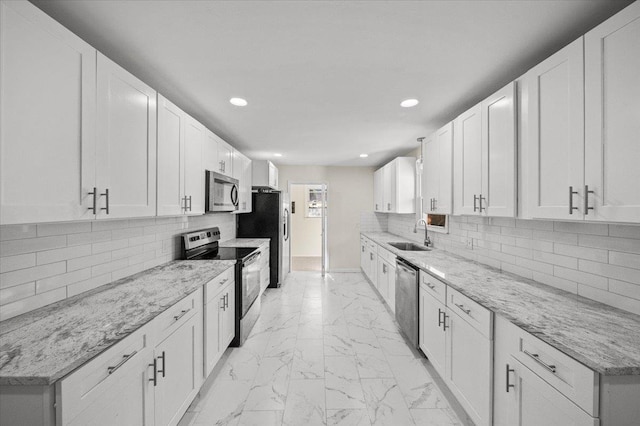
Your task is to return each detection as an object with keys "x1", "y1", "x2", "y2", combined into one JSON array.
[{"x1": 237, "y1": 190, "x2": 290, "y2": 288}]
